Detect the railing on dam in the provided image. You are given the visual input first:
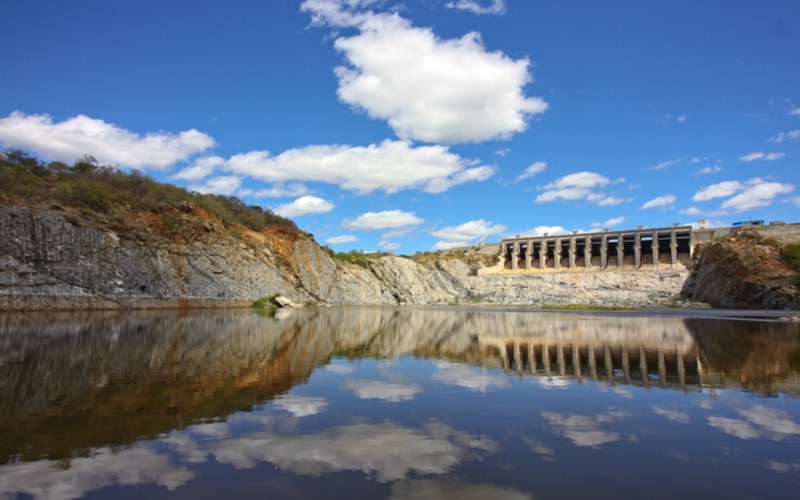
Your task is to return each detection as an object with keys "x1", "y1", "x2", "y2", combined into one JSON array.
[{"x1": 499, "y1": 225, "x2": 694, "y2": 271}]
